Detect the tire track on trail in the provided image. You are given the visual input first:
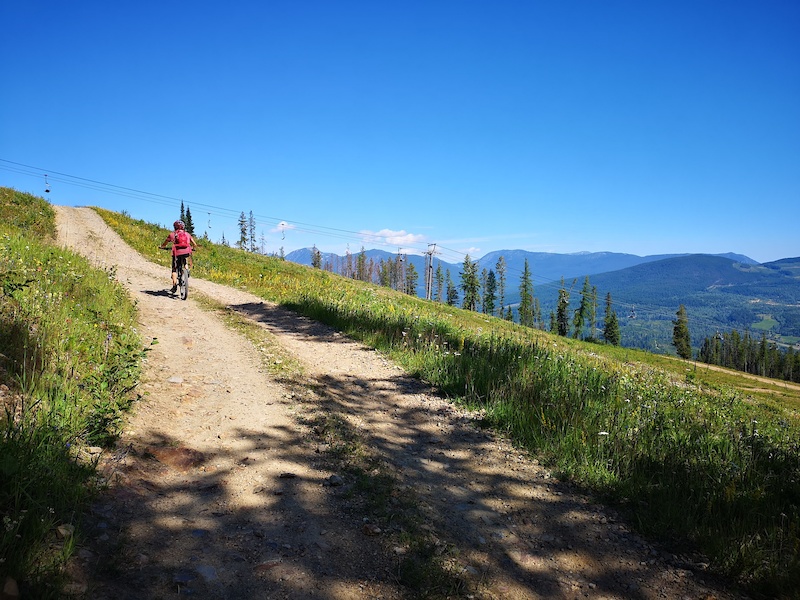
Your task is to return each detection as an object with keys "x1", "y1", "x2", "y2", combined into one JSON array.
[{"x1": 55, "y1": 206, "x2": 747, "y2": 600}]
